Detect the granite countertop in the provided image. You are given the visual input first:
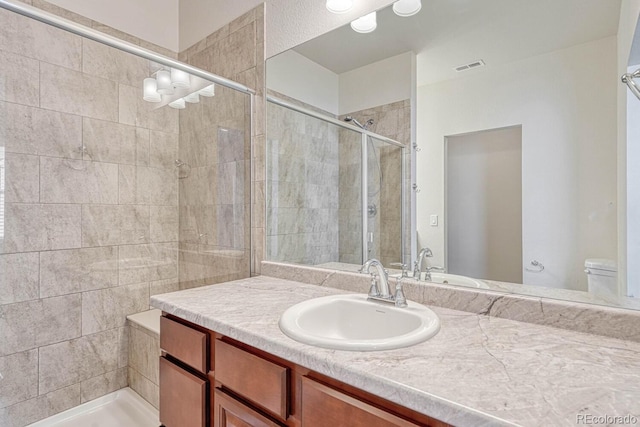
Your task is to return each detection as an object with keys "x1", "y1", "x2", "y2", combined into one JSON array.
[{"x1": 150, "y1": 276, "x2": 640, "y2": 427}]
